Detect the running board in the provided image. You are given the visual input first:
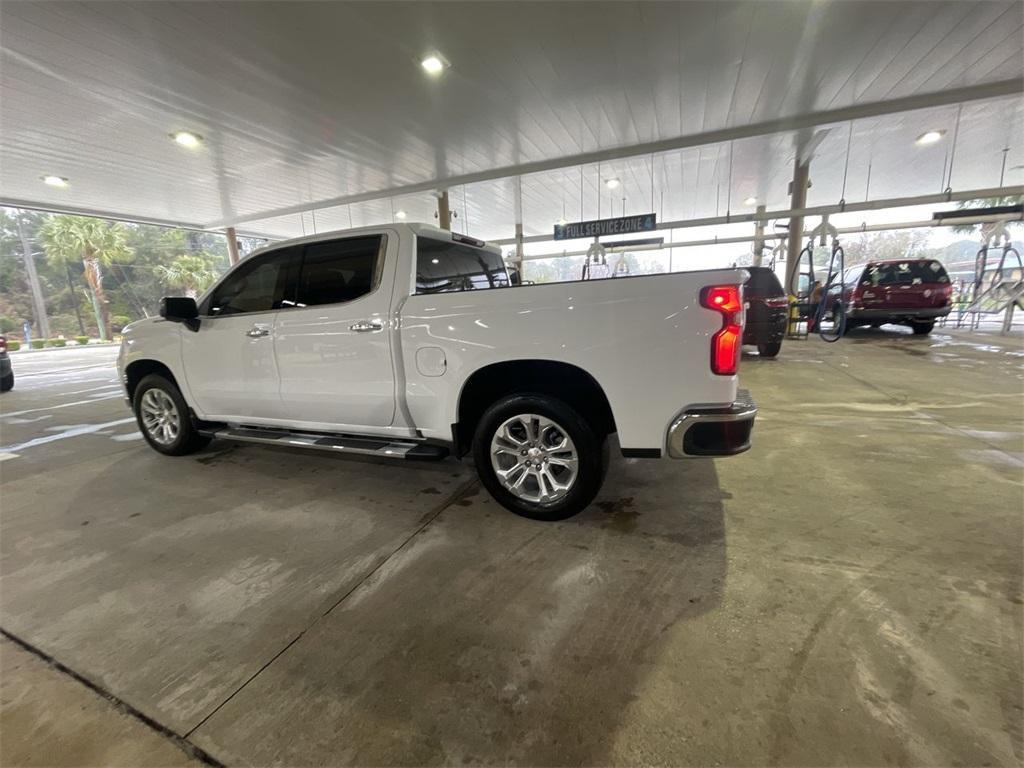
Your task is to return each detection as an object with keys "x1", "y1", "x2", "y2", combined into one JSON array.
[{"x1": 207, "y1": 426, "x2": 449, "y2": 460}]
